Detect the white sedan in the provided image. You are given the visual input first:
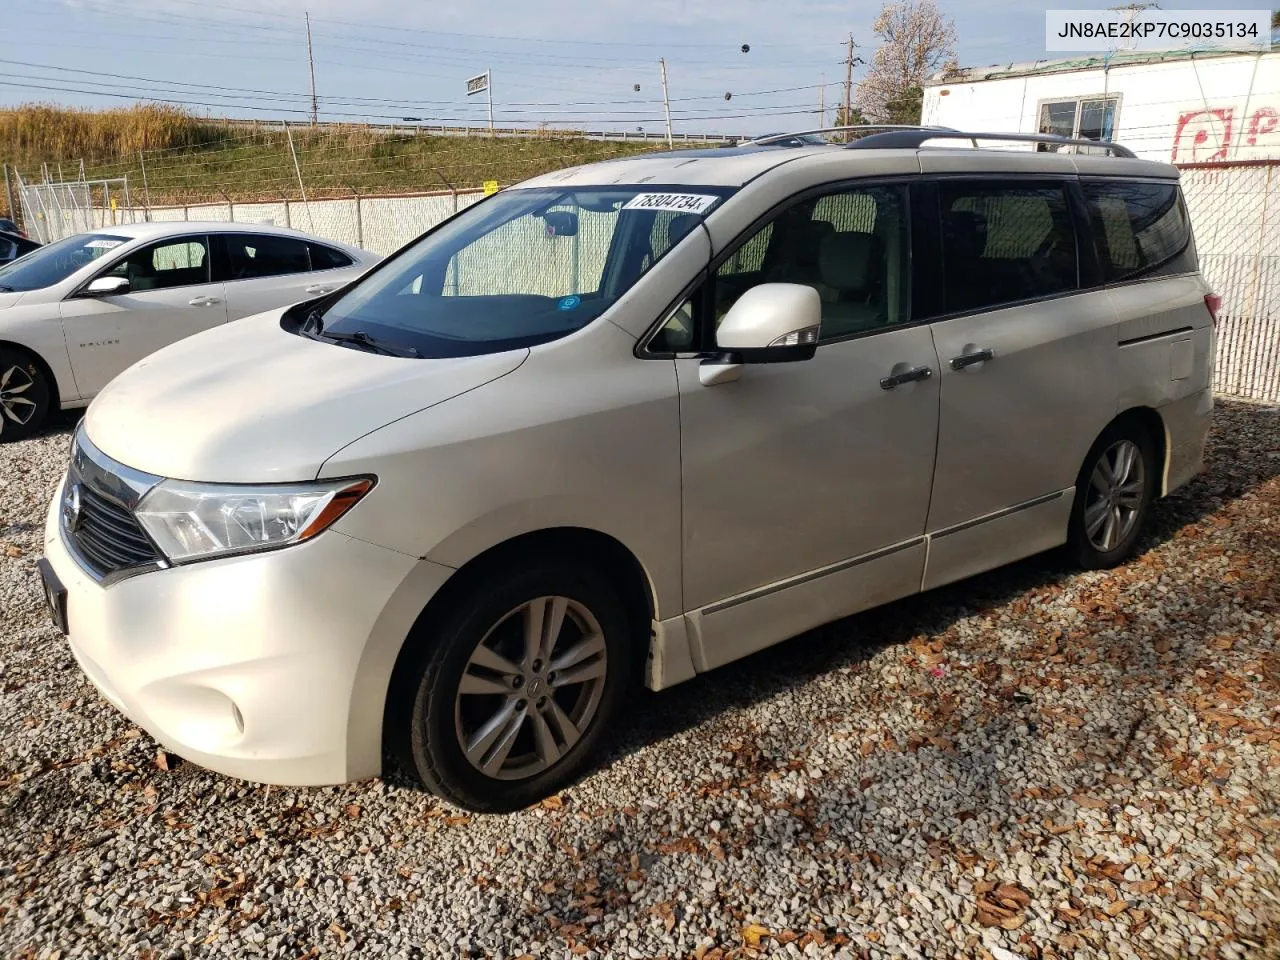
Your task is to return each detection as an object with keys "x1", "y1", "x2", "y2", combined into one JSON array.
[{"x1": 0, "y1": 221, "x2": 378, "y2": 440}]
